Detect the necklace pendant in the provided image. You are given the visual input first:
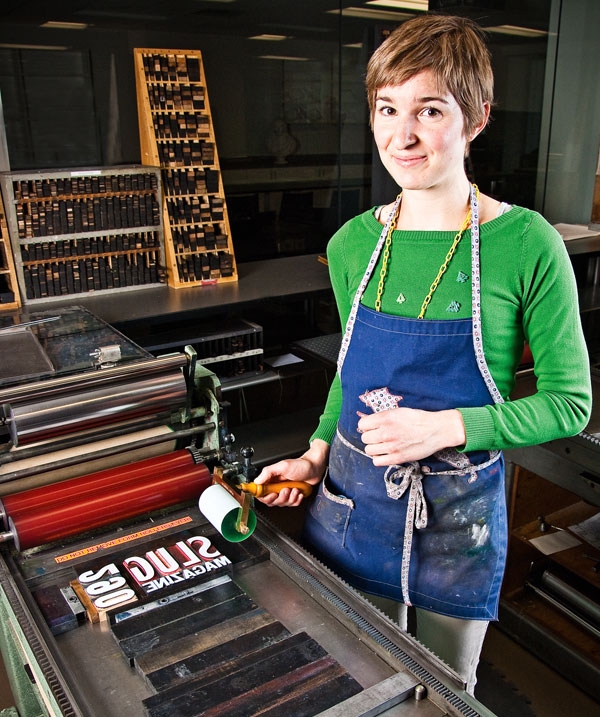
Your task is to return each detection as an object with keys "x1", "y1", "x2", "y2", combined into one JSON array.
[{"x1": 396, "y1": 292, "x2": 406, "y2": 304}]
